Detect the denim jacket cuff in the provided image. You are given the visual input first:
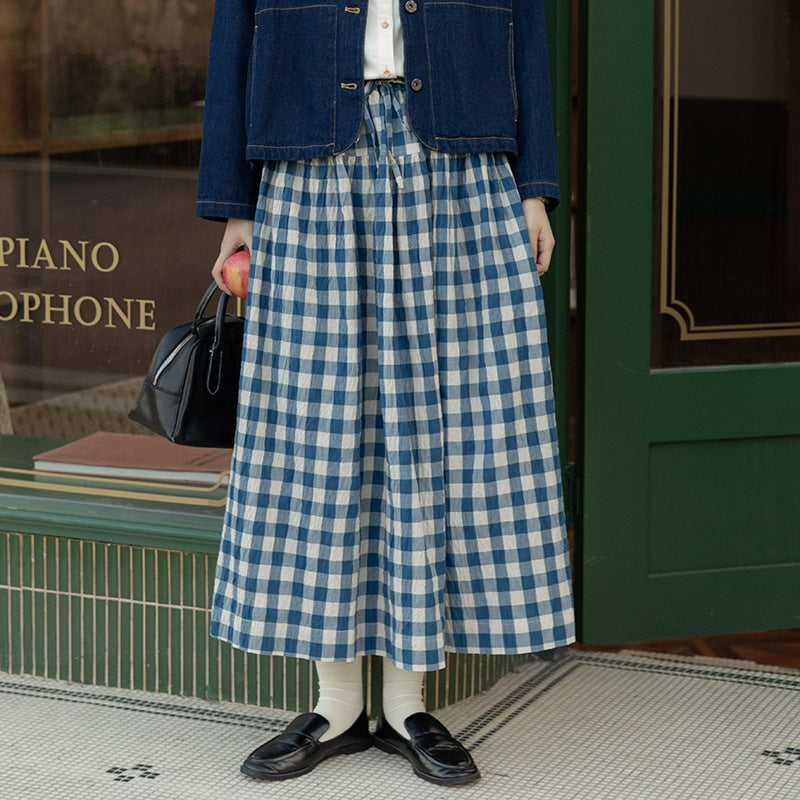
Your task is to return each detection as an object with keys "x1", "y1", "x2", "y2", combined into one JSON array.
[
  {"x1": 515, "y1": 179, "x2": 561, "y2": 211},
  {"x1": 195, "y1": 199, "x2": 257, "y2": 223}
]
